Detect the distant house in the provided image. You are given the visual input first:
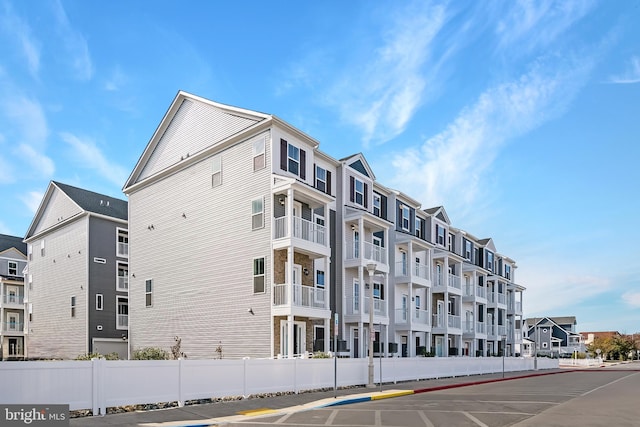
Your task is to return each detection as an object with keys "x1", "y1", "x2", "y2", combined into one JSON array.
[
  {"x1": 24, "y1": 181, "x2": 129, "y2": 359},
  {"x1": 523, "y1": 316, "x2": 584, "y2": 357},
  {"x1": 580, "y1": 331, "x2": 620, "y2": 346},
  {"x1": 0, "y1": 234, "x2": 27, "y2": 360}
]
